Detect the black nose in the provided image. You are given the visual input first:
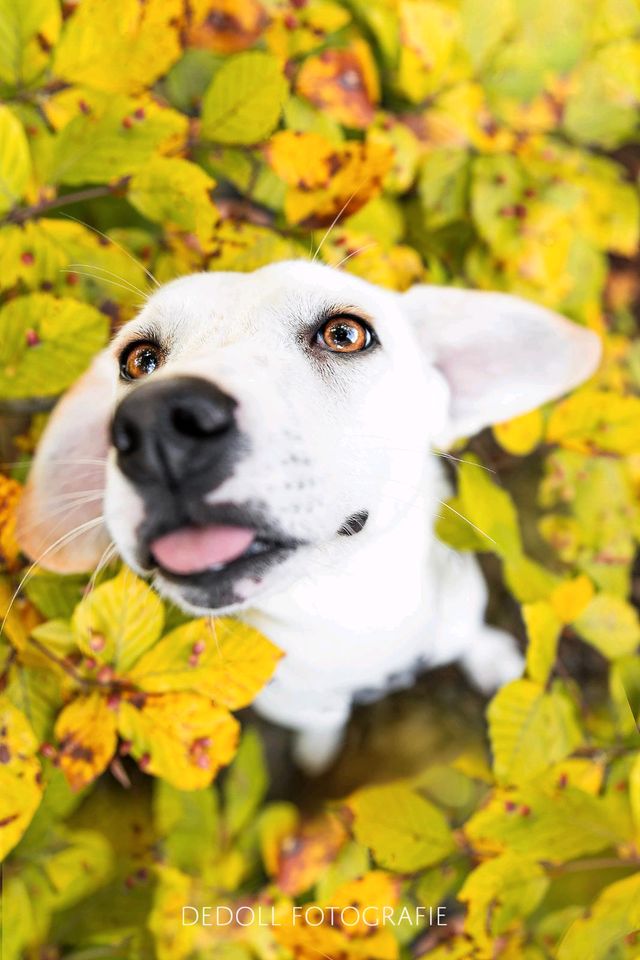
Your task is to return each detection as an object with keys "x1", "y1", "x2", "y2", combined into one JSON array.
[{"x1": 111, "y1": 376, "x2": 238, "y2": 490}]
